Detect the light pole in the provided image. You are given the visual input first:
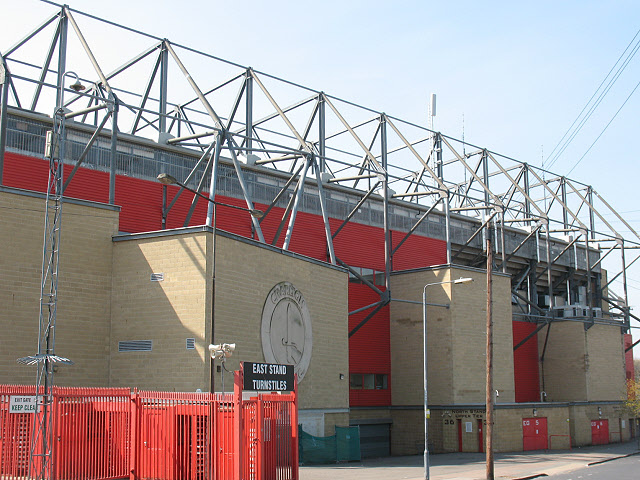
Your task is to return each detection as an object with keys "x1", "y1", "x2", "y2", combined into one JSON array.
[
  {"x1": 157, "y1": 173, "x2": 262, "y2": 392},
  {"x1": 422, "y1": 277, "x2": 473, "y2": 480}
]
